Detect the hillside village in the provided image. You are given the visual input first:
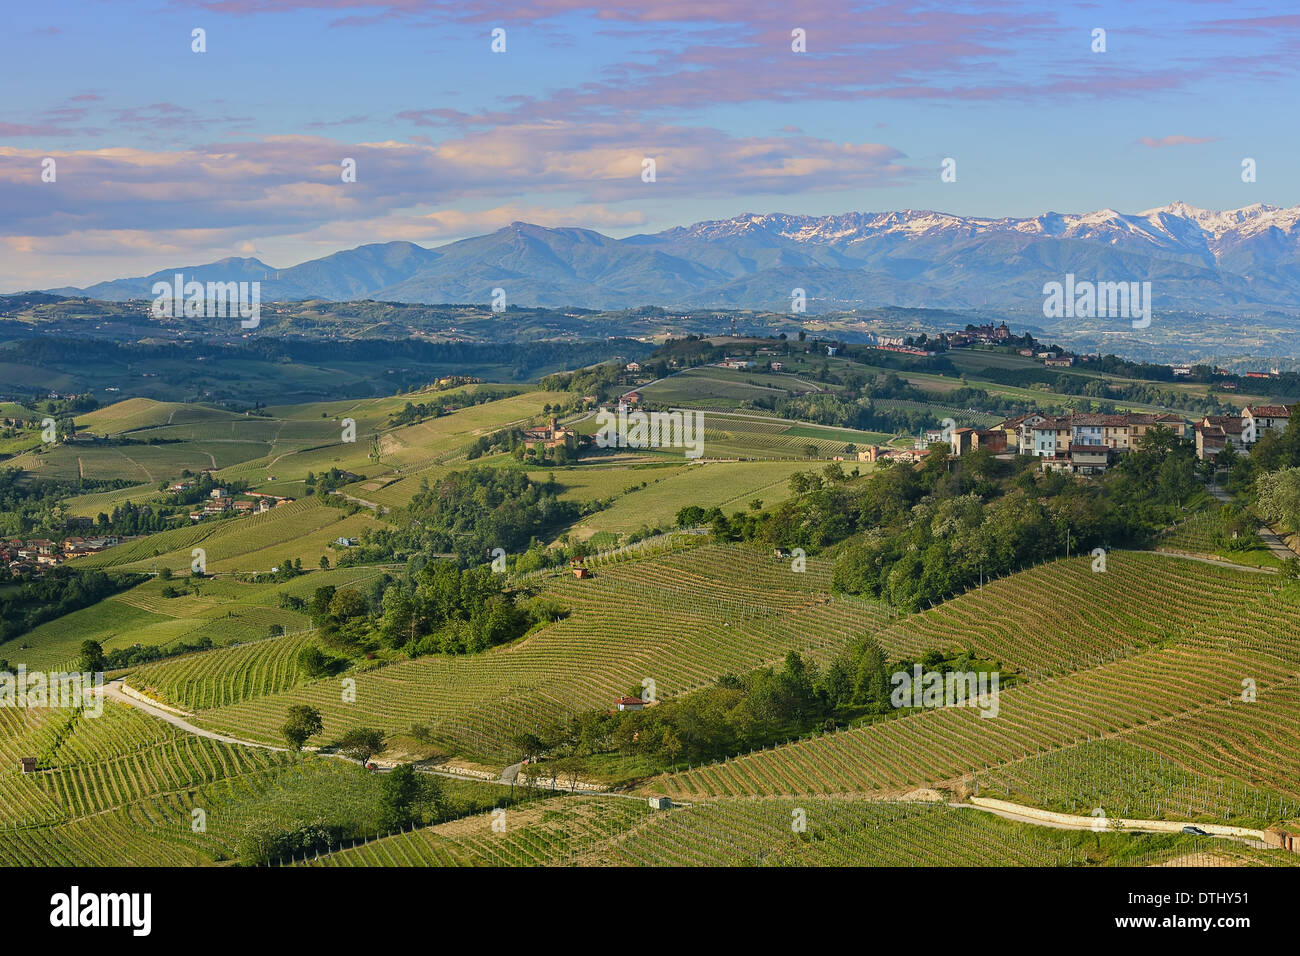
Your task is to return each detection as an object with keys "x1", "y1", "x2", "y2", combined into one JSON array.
[{"x1": 857, "y1": 405, "x2": 1290, "y2": 475}]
